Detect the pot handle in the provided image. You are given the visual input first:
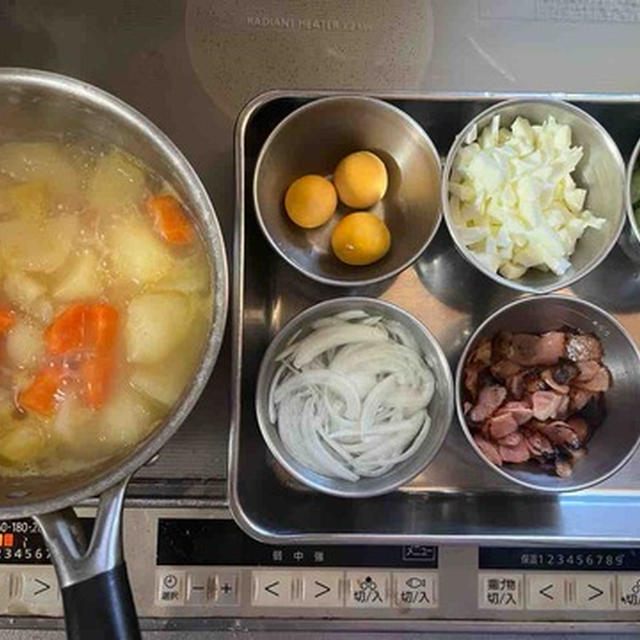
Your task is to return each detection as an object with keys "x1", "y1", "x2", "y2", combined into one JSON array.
[{"x1": 34, "y1": 477, "x2": 141, "y2": 640}]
